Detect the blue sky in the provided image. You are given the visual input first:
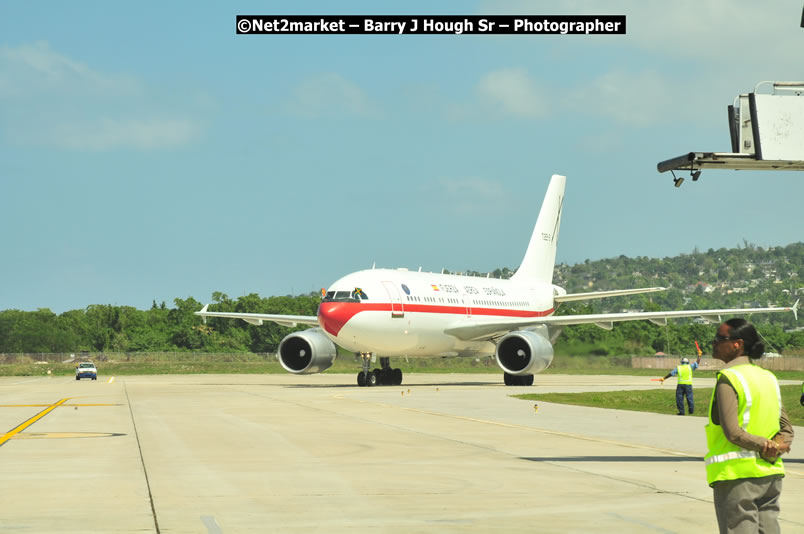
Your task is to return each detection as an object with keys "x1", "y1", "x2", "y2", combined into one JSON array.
[{"x1": 1, "y1": 1, "x2": 803, "y2": 313}]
